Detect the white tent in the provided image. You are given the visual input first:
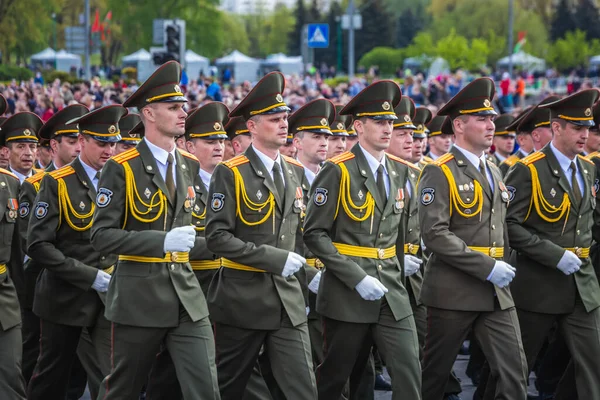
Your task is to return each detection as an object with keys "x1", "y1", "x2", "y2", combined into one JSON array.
[
  {"x1": 261, "y1": 53, "x2": 303, "y2": 76},
  {"x1": 54, "y1": 50, "x2": 81, "y2": 73},
  {"x1": 216, "y1": 50, "x2": 260, "y2": 83},
  {"x1": 122, "y1": 49, "x2": 153, "y2": 82},
  {"x1": 30, "y1": 48, "x2": 57, "y2": 69},
  {"x1": 185, "y1": 50, "x2": 210, "y2": 81},
  {"x1": 590, "y1": 55, "x2": 600, "y2": 67},
  {"x1": 497, "y1": 51, "x2": 546, "y2": 72}
]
